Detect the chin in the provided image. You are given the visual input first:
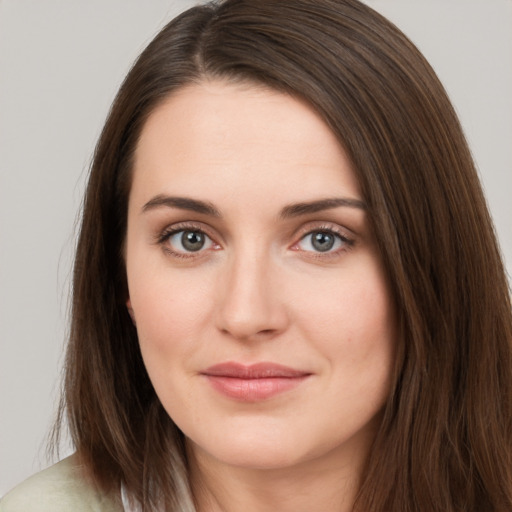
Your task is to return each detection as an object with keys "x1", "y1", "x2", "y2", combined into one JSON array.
[
  {"x1": 186, "y1": 425, "x2": 309, "y2": 470},
  {"x1": 190, "y1": 424, "x2": 353, "y2": 474}
]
